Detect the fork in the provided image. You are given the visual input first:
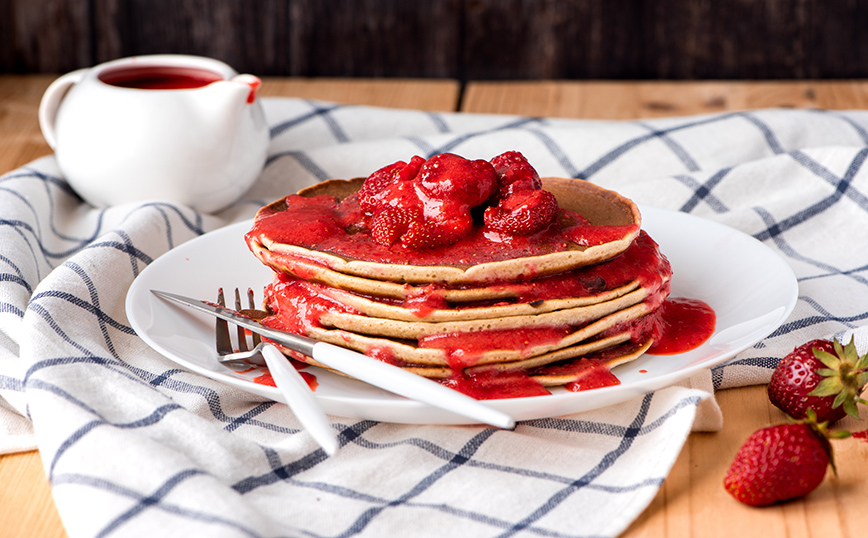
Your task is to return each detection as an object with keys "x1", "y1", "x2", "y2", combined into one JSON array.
[
  {"x1": 217, "y1": 288, "x2": 339, "y2": 456},
  {"x1": 215, "y1": 288, "x2": 266, "y2": 364},
  {"x1": 153, "y1": 288, "x2": 516, "y2": 428}
]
